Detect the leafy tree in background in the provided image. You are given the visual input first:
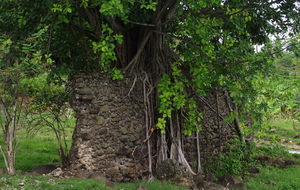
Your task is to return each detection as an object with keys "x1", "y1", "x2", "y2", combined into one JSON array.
[
  {"x1": 1, "y1": 0, "x2": 300, "y2": 176},
  {"x1": 23, "y1": 72, "x2": 72, "y2": 168},
  {"x1": 0, "y1": 67, "x2": 29, "y2": 174},
  {"x1": 0, "y1": 31, "x2": 50, "y2": 174},
  {"x1": 271, "y1": 49, "x2": 300, "y2": 120},
  {"x1": 0, "y1": 23, "x2": 70, "y2": 173}
]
